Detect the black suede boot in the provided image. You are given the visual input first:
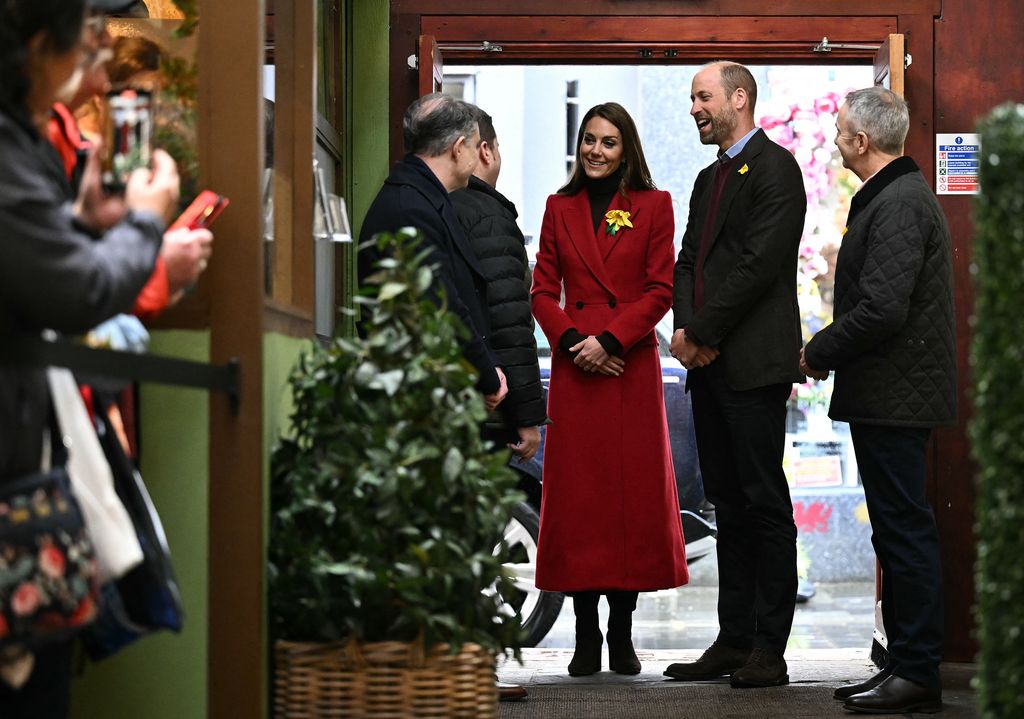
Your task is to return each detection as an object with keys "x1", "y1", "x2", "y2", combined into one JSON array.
[
  {"x1": 567, "y1": 592, "x2": 602, "y2": 676},
  {"x1": 606, "y1": 591, "x2": 641, "y2": 675}
]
